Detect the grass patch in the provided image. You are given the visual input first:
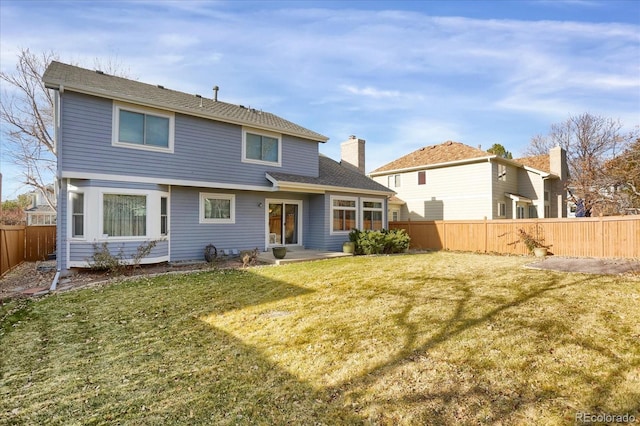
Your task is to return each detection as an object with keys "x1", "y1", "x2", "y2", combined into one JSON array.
[{"x1": 1, "y1": 252, "x2": 639, "y2": 425}]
